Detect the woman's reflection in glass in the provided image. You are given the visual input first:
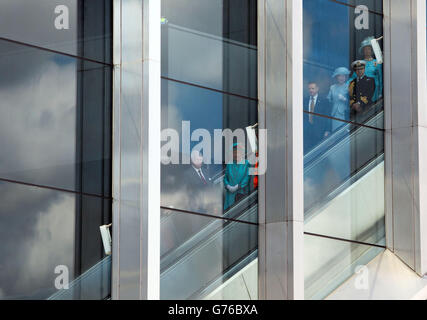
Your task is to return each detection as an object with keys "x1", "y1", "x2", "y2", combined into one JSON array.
[
  {"x1": 327, "y1": 67, "x2": 350, "y2": 131},
  {"x1": 223, "y1": 143, "x2": 250, "y2": 211}
]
